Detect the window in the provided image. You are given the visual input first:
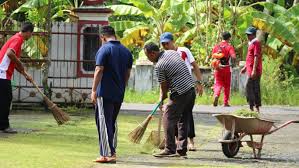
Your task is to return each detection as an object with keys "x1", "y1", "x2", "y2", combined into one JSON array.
[{"x1": 82, "y1": 27, "x2": 100, "y2": 71}]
